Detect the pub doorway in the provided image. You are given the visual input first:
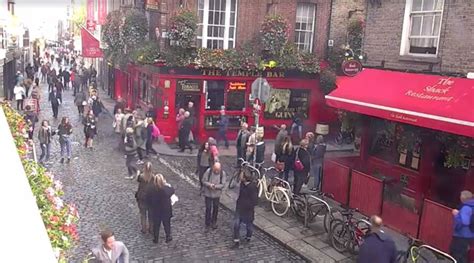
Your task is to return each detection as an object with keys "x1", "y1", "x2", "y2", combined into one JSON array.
[{"x1": 175, "y1": 93, "x2": 201, "y2": 143}]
